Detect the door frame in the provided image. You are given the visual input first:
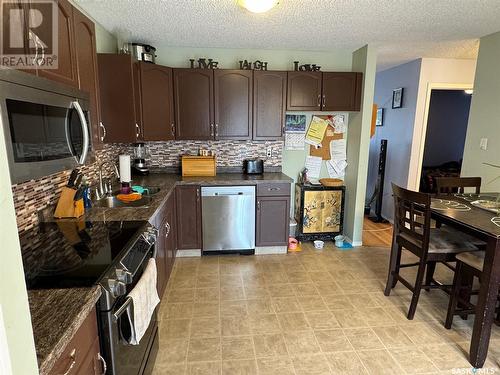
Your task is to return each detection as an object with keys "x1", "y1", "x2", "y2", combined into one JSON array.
[{"x1": 411, "y1": 82, "x2": 474, "y2": 191}]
